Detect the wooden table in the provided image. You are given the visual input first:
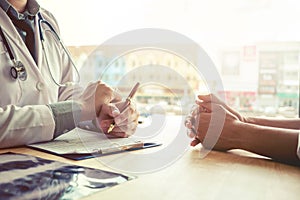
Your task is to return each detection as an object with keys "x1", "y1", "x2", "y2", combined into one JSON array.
[{"x1": 1, "y1": 146, "x2": 300, "y2": 200}]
